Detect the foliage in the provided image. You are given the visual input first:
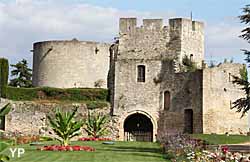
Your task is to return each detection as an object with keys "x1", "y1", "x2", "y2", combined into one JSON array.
[
  {"x1": 183, "y1": 146, "x2": 250, "y2": 162},
  {"x1": 0, "y1": 142, "x2": 9, "y2": 162},
  {"x1": 239, "y1": 4, "x2": 250, "y2": 43},
  {"x1": 0, "y1": 58, "x2": 9, "y2": 98},
  {"x1": 0, "y1": 103, "x2": 11, "y2": 117},
  {"x1": 160, "y1": 133, "x2": 250, "y2": 161},
  {"x1": 182, "y1": 55, "x2": 197, "y2": 72},
  {"x1": 78, "y1": 137, "x2": 111, "y2": 141},
  {"x1": 39, "y1": 136, "x2": 54, "y2": 142},
  {"x1": 9, "y1": 59, "x2": 32, "y2": 88},
  {"x1": 231, "y1": 4, "x2": 250, "y2": 116},
  {"x1": 84, "y1": 113, "x2": 109, "y2": 138},
  {"x1": 86, "y1": 101, "x2": 108, "y2": 110},
  {"x1": 5, "y1": 86, "x2": 109, "y2": 102},
  {"x1": 232, "y1": 68, "x2": 250, "y2": 117},
  {"x1": 47, "y1": 107, "x2": 84, "y2": 146}
]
